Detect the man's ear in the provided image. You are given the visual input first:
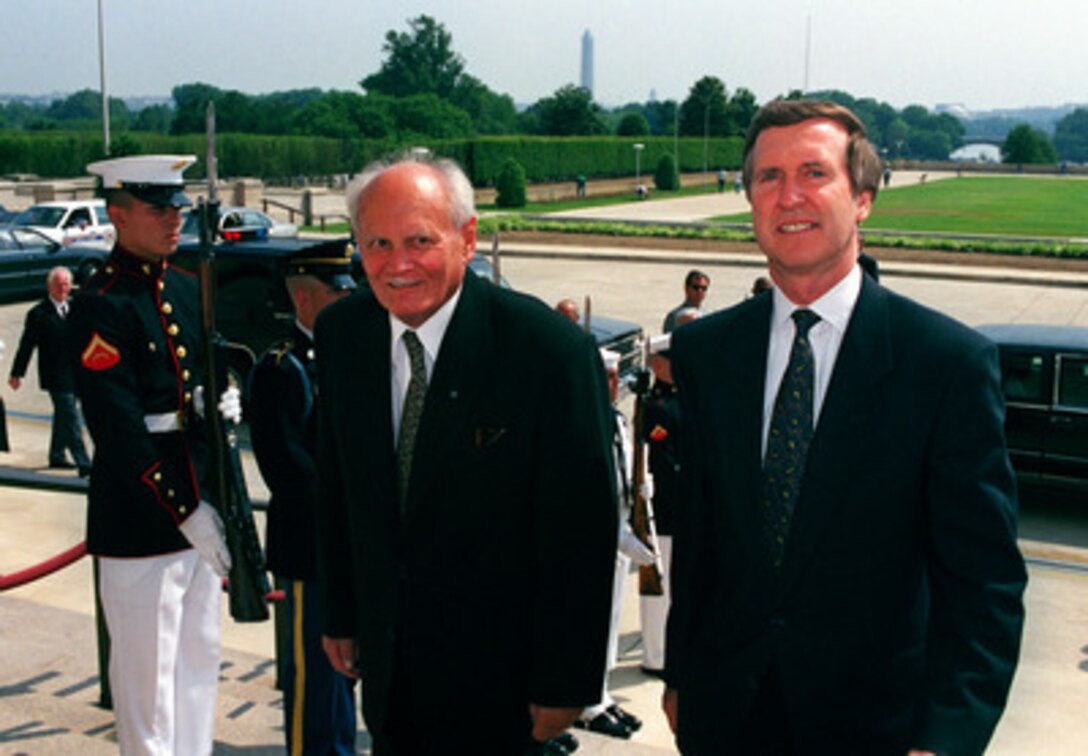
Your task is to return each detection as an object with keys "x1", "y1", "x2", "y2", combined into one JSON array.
[
  {"x1": 855, "y1": 190, "x2": 873, "y2": 224},
  {"x1": 459, "y1": 216, "x2": 478, "y2": 262}
]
